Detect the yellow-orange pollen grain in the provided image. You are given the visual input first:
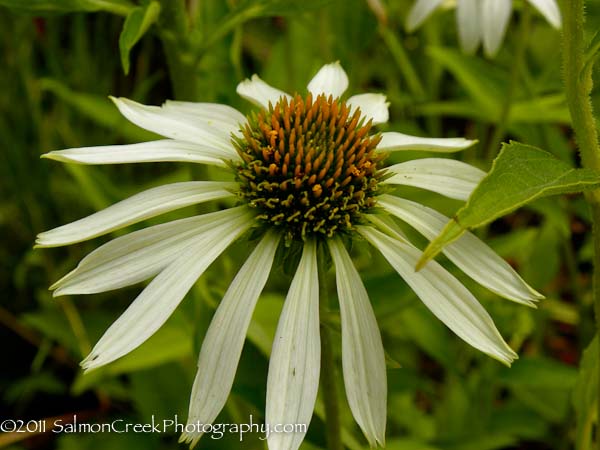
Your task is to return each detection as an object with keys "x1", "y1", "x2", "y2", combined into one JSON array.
[{"x1": 234, "y1": 93, "x2": 385, "y2": 242}]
